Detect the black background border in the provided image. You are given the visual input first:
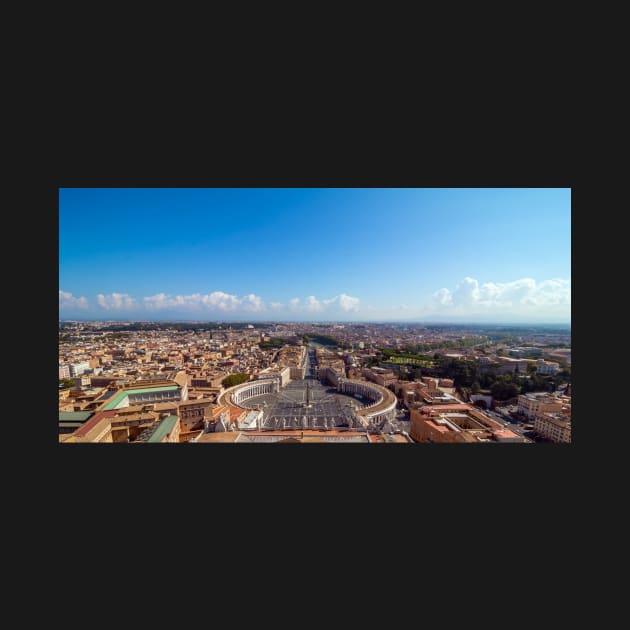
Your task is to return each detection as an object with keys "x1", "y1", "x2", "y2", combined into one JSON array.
[{"x1": 32, "y1": 103, "x2": 582, "y2": 532}]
